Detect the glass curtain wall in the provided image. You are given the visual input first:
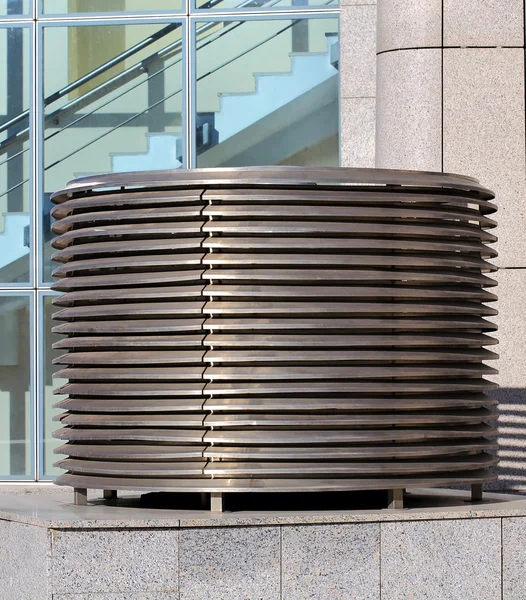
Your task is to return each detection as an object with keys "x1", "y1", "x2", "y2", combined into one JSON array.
[{"x1": 0, "y1": 0, "x2": 339, "y2": 480}]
